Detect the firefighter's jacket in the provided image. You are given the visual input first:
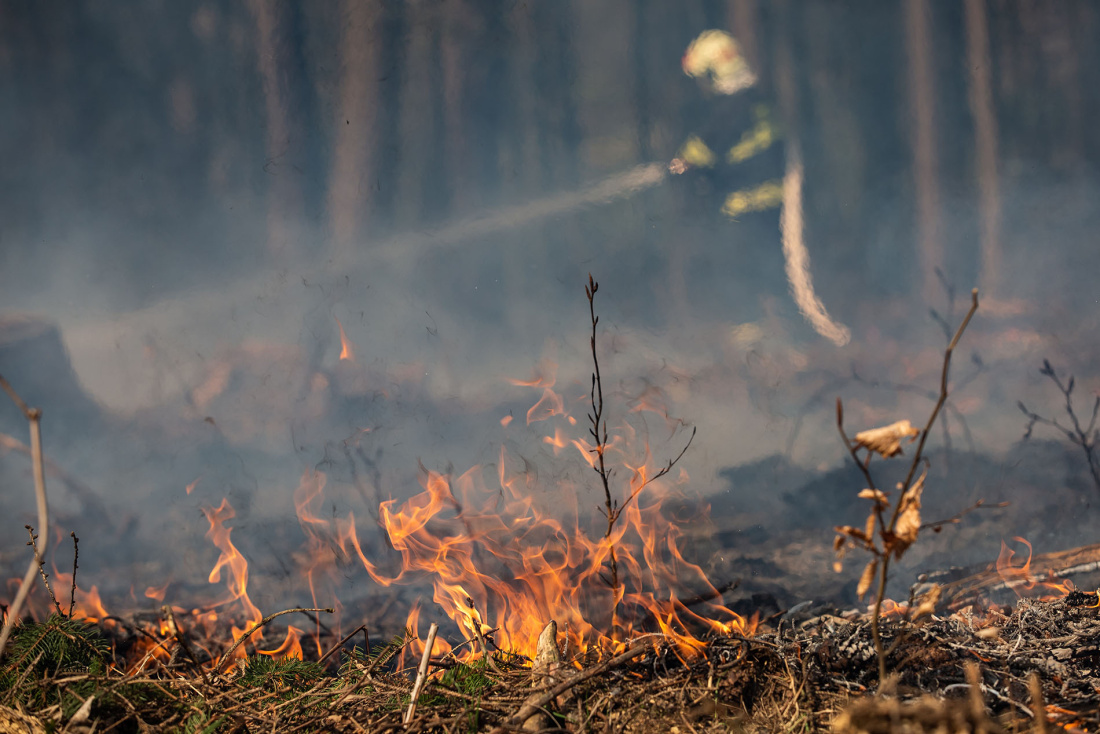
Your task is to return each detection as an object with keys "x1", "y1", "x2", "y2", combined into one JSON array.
[{"x1": 672, "y1": 86, "x2": 785, "y2": 221}]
